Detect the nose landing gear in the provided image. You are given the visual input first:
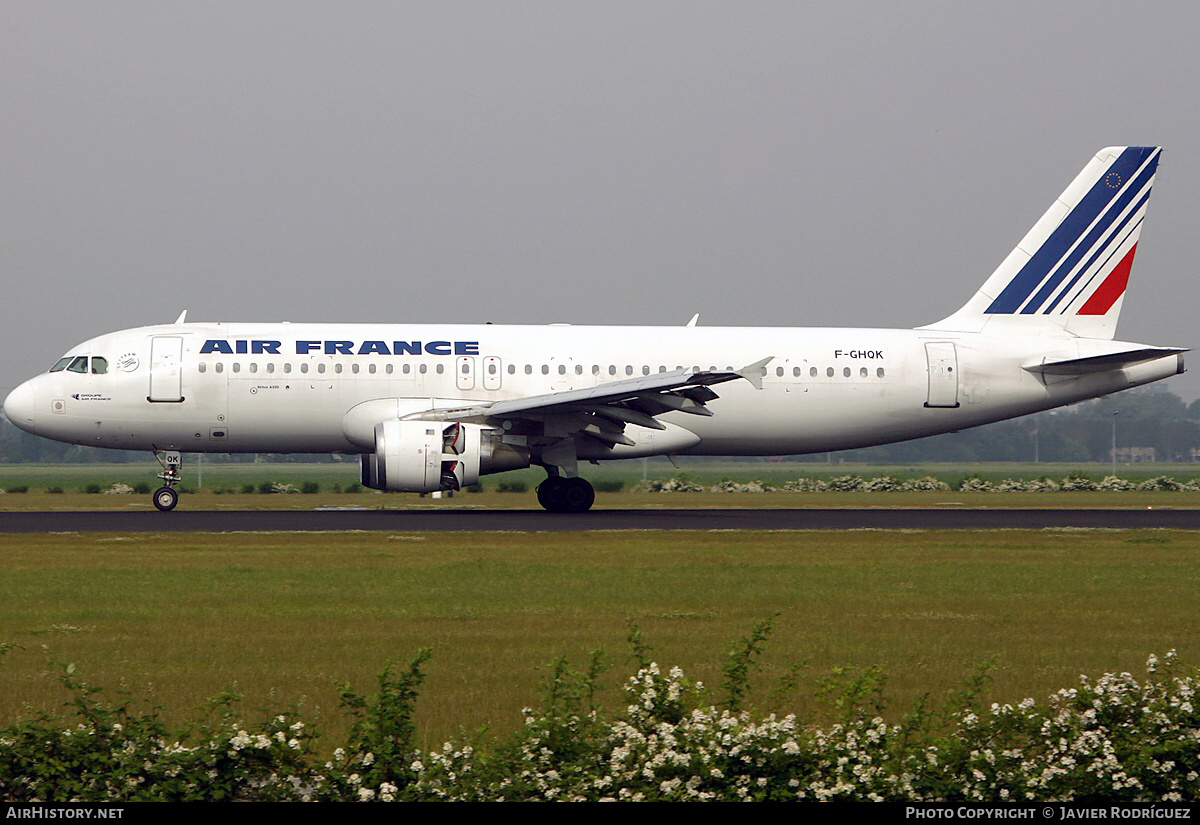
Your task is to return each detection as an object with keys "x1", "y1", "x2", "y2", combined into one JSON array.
[{"x1": 152, "y1": 450, "x2": 182, "y2": 512}]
